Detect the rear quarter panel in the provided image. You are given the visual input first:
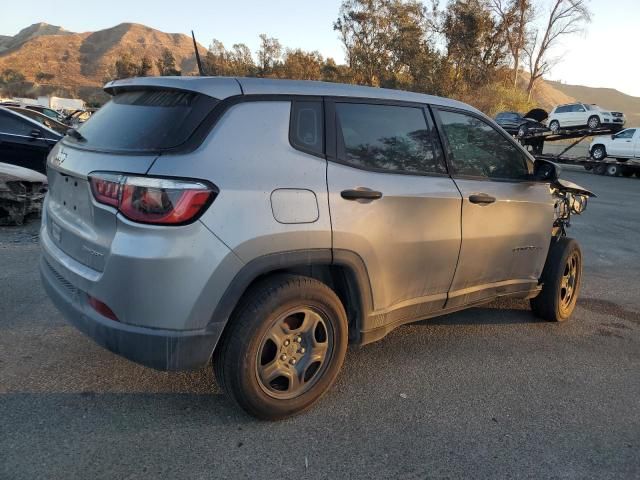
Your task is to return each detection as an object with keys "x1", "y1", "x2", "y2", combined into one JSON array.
[{"x1": 148, "y1": 100, "x2": 332, "y2": 261}]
